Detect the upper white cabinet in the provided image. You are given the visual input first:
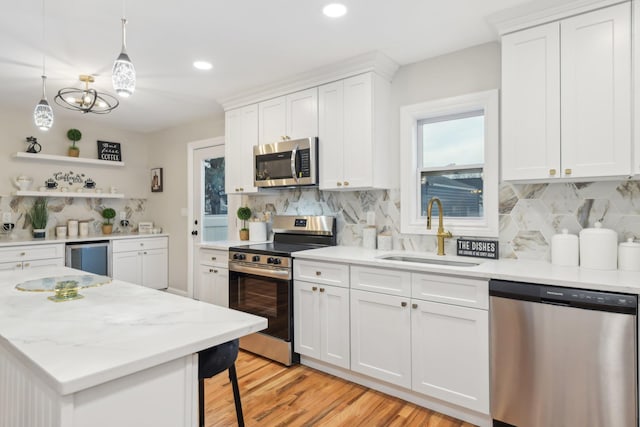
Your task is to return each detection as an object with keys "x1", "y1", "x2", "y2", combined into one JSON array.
[
  {"x1": 319, "y1": 72, "x2": 392, "y2": 190},
  {"x1": 225, "y1": 105, "x2": 259, "y2": 194},
  {"x1": 501, "y1": 2, "x2": 631, "y2": 181},
  {"x1": 258, "y1": 88, "x2": 318, "y2": 145}
]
